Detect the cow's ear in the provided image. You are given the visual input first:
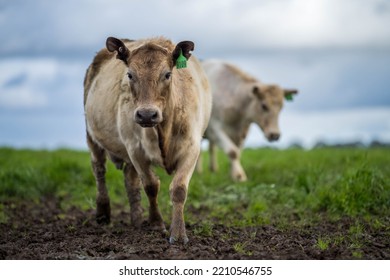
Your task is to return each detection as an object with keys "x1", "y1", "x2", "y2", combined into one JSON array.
[
  {"x1": 284, "y1": 88, "x2": 298, "y2": 96},
  {"x1": 252, "y1": 85, "x2": 265, "y2": 100},
  {"x1": 106, "y1": 37, "x2": 130, "y2": 65},
  {"x1": 172, "y1": 41, "x2": 195, "y2": 65}
]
